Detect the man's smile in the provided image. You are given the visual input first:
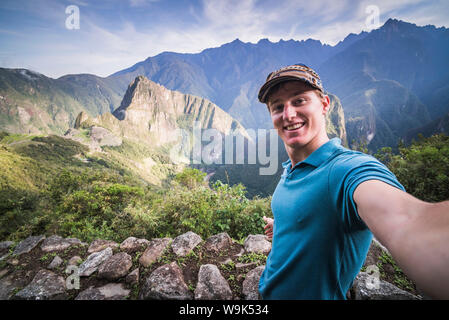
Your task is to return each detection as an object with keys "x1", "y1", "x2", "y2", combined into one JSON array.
[{"x1": 284, "y1": 122, "x2": 305, "y2": 131}]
